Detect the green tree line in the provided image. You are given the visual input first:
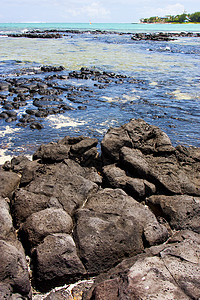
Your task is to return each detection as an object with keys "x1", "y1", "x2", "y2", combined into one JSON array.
[{"x1": 141, "y1": 12, "x2": 200, "y2": 23}]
